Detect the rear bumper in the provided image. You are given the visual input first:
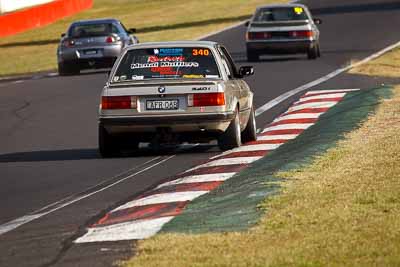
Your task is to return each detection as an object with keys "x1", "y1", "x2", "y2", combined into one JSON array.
[
  {"x1": 99, "y1": 112, "x2": 235, "y2": 134},
  {"x1": 75, "y1": 57, "x2": 116, "y2": 69},
  {"x1": 246, "y1": 39, "x2": 316, "y2": 54},
  {"x1": 58, "y1": 44, "x2": 122, "y2": 66}
]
